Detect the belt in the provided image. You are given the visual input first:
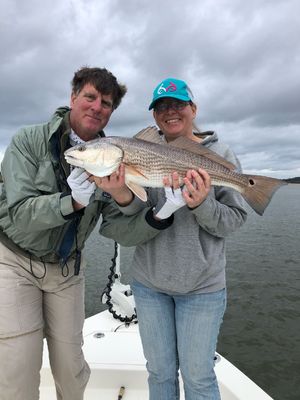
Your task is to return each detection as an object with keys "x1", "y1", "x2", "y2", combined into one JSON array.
[{"x1": 0, "y1": 229, "x2": 69, "y2": 264}]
